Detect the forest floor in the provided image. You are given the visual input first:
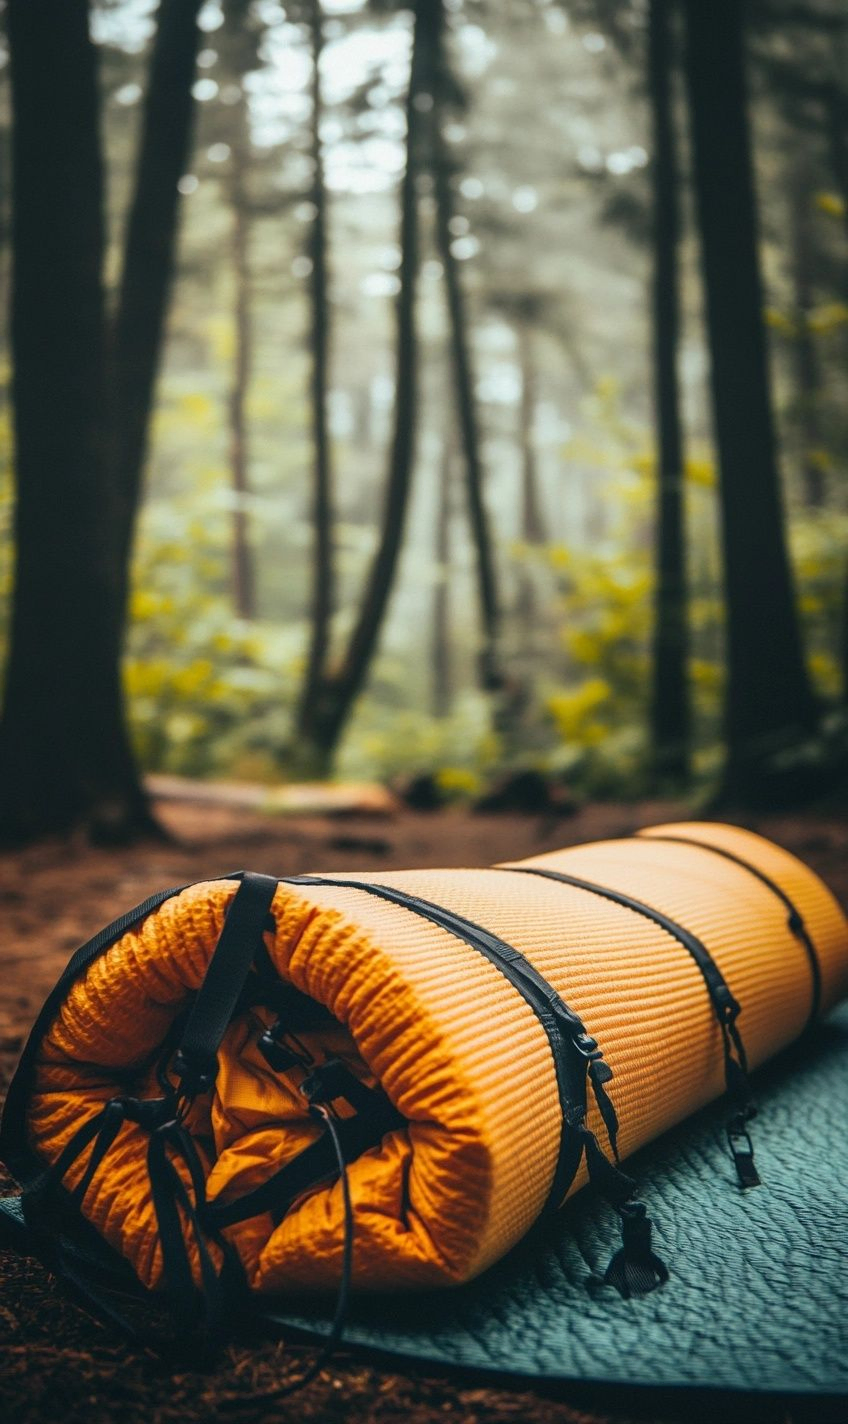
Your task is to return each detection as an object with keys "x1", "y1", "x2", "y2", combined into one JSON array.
[{"x1": 2, "y1": 793, "x2": 848, "y2": 1424}]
